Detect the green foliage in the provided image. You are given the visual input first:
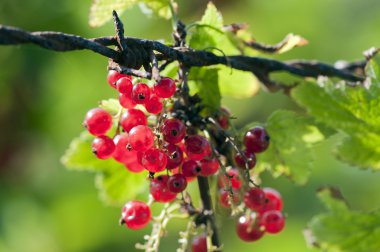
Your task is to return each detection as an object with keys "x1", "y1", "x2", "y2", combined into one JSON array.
[
  {"x1": 253, "y1": 110, "x2": 324, "y2": 184},
  {"x1": 99, "y1": 98, "x2": 122, "y2": 116},
  {"x1": 307, "y1": 187, "x2": 380, "y2": 252},
  {"x1": 89, "y1": 0, "x2": 175, "y2": 27},
  {"x1": 61, "y1": 131, "x2": 147, "y2": 206}
]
